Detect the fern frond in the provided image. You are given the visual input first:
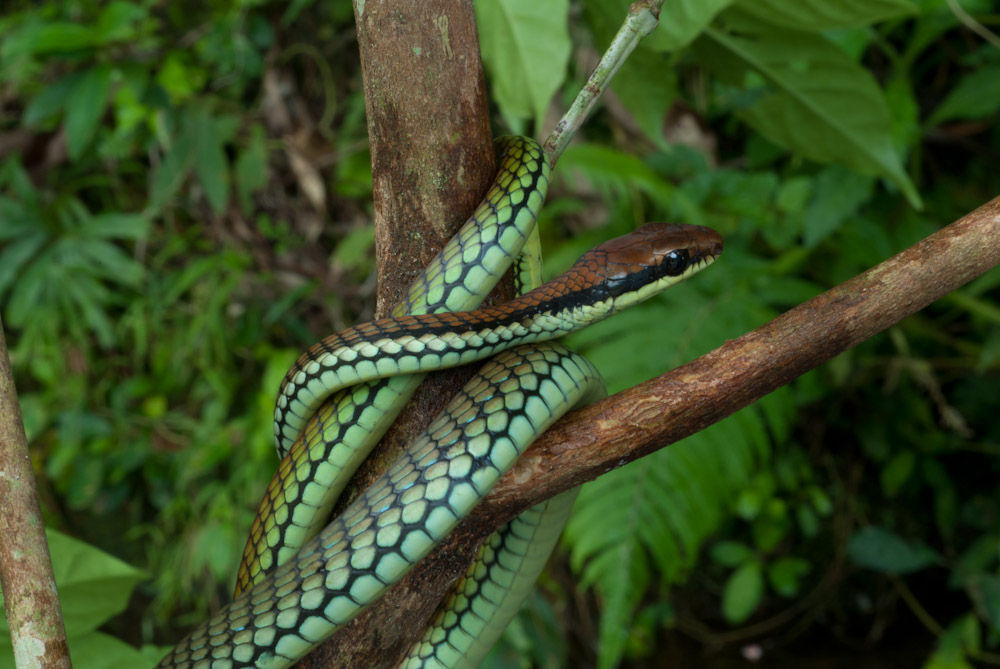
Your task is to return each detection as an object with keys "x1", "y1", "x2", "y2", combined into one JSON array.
[{"x1": 561, "y1": 265, "x2": 804, "y2": 667}]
